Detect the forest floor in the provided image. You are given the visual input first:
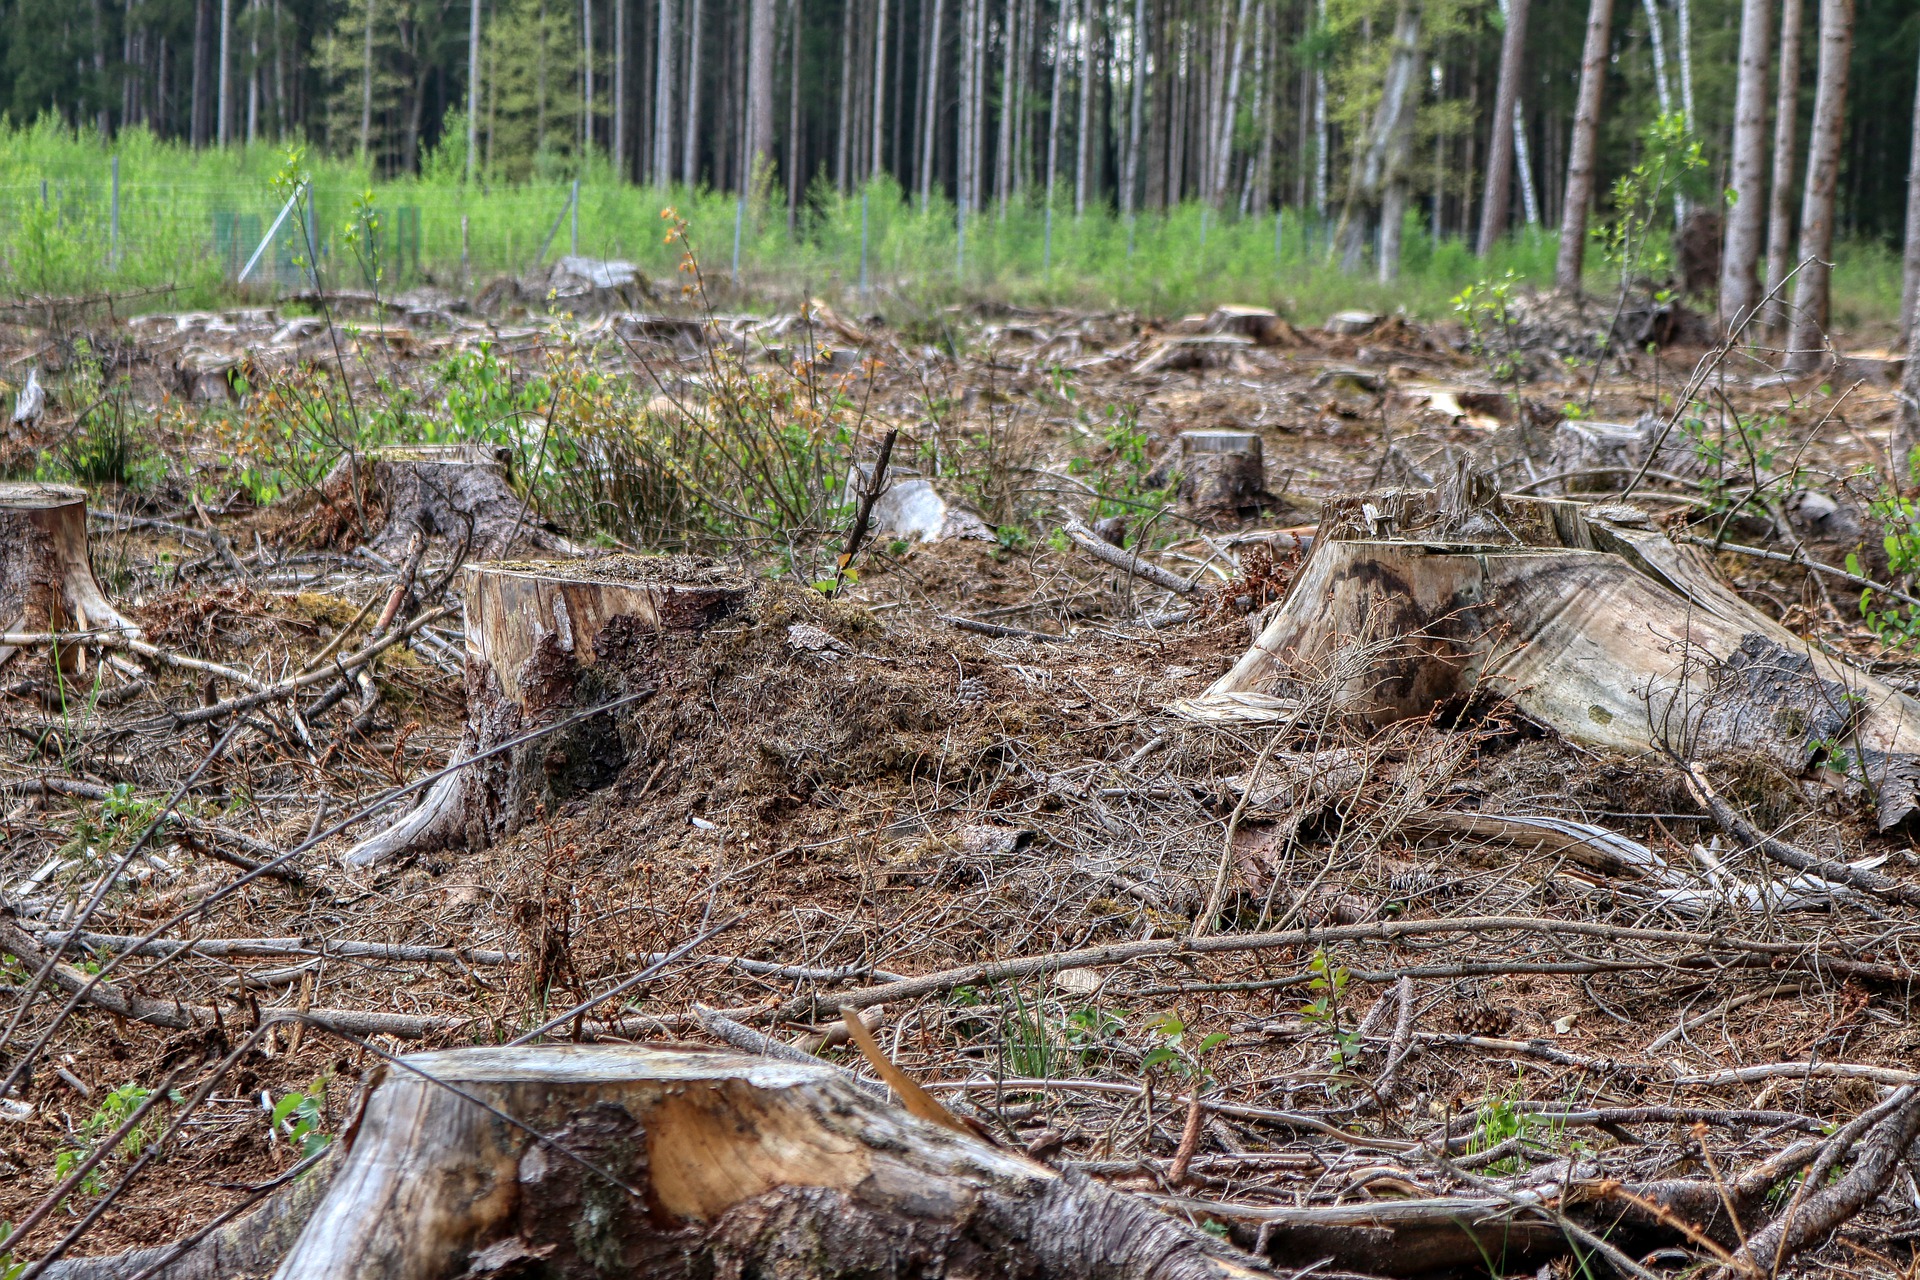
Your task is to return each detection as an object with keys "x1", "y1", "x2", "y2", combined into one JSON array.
[{"x1": 2, "y1": 283, "x2": 1920, "y2": 1280}]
